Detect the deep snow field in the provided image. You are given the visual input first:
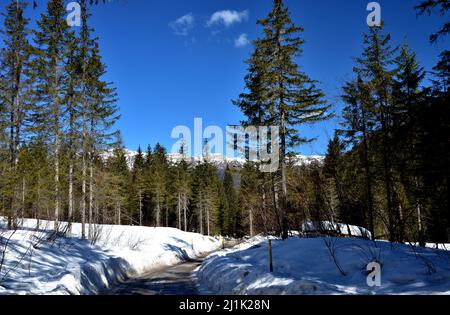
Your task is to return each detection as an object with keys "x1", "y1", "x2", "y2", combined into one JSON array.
[
  {"x1": 2, "y1": 217, "x2": 450, "y2": 296},
  {"x1": 0, "y1": 217, "x2": 220, "y2": 295},
  {"x1": 199, "y1": 235, "x2": 450, "y2": 295}
]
